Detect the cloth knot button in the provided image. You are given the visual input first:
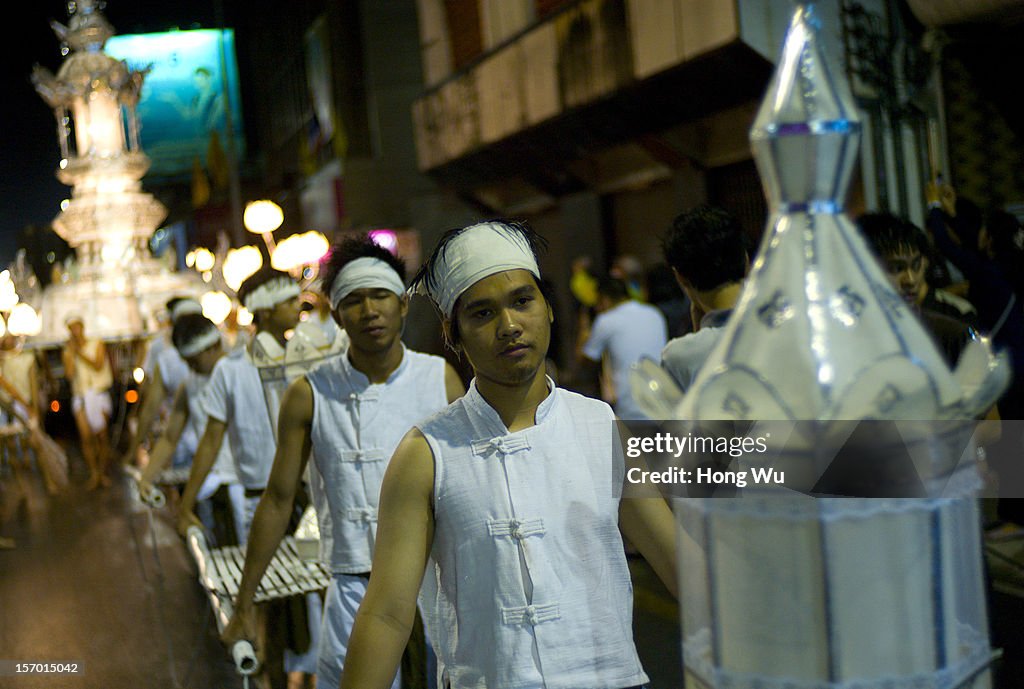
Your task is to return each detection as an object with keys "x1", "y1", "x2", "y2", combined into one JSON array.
[
  {"x1": 500, "y1": 601, "x2": 560, "y2": 626},
  {"x1": 340, "y1": 448, "x2": 384, "y2": 463},
  {"x1": 487, "y1": 517, "x2": 546, "y2": 540},
  {"x1": 346, "y1": 508, "x2": 377, "y2": 523},
  {"x1": 472, "y1": 435, "x2": 531, "y2": 458}
]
